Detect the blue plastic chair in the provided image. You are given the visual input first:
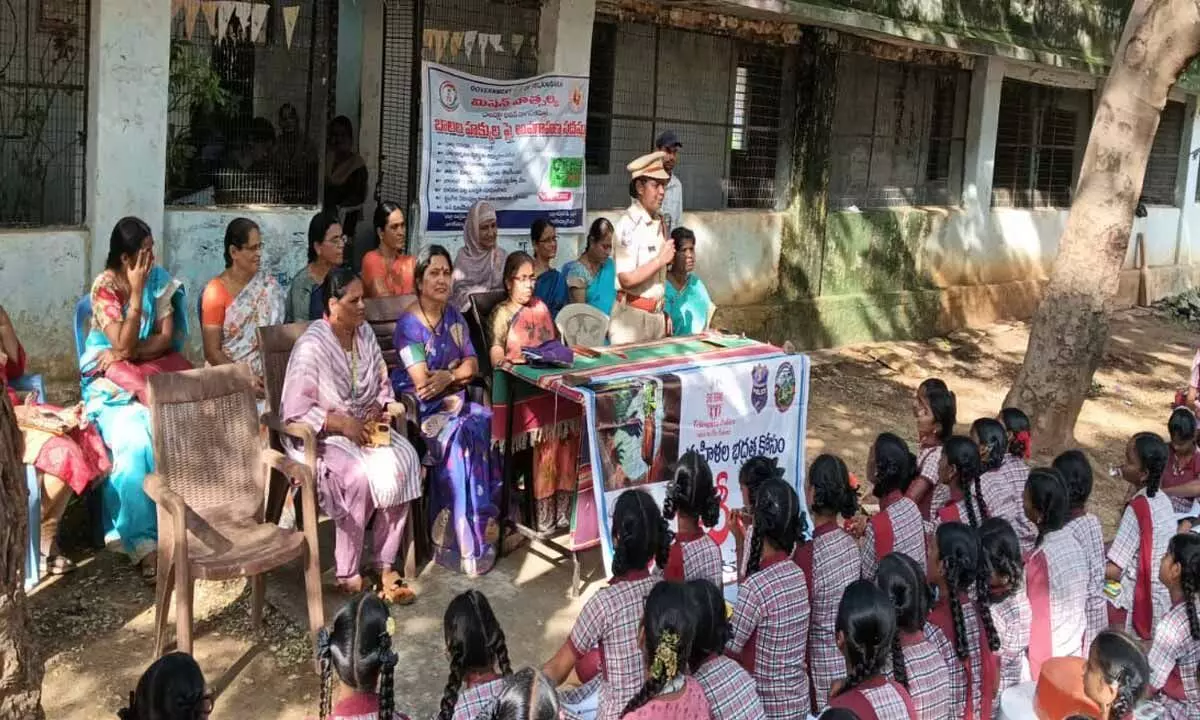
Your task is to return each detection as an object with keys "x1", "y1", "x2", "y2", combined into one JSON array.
[
  {"x1": 73, "y1": 294, "x2": 91, "y2": 361},
  {"x1": 10, "y1": 373, "x2": 45, "y2": 590}
]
